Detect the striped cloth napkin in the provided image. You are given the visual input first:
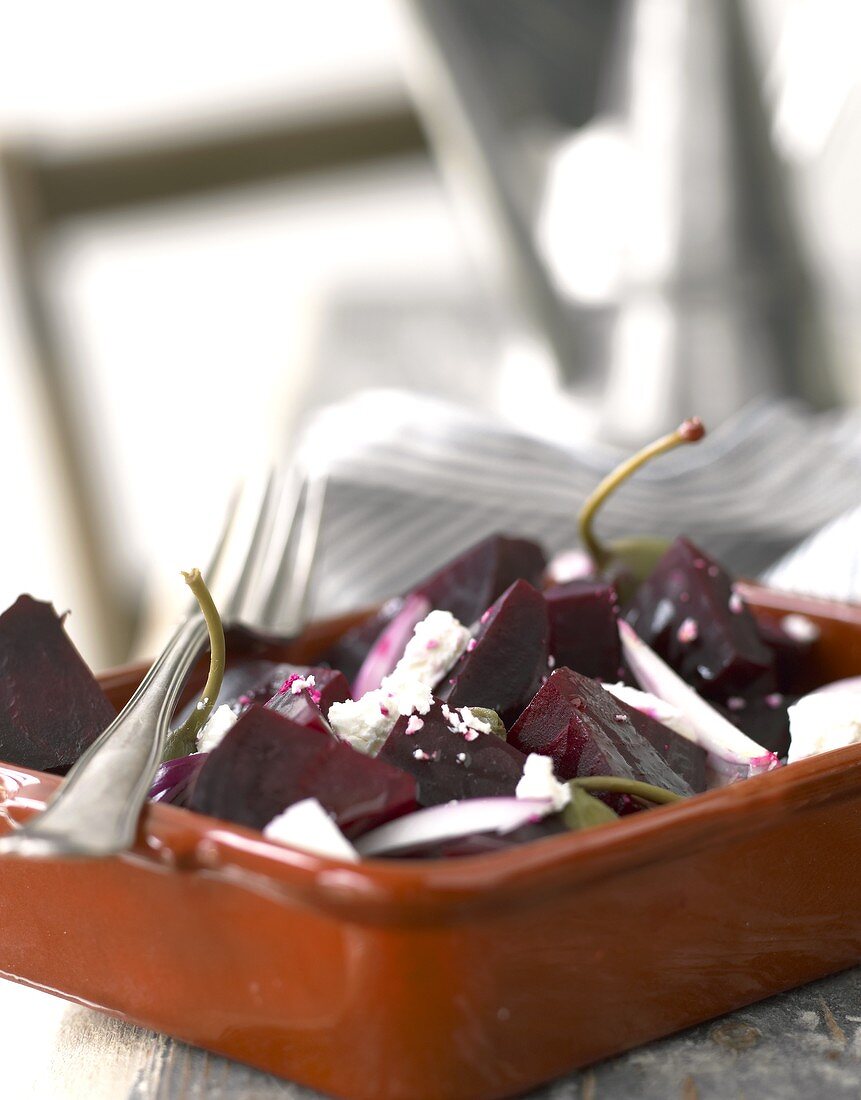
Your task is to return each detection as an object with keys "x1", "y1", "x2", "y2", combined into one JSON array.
[{"x1": 295, "y1": 389, "x2": 861, "y2": 619}]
